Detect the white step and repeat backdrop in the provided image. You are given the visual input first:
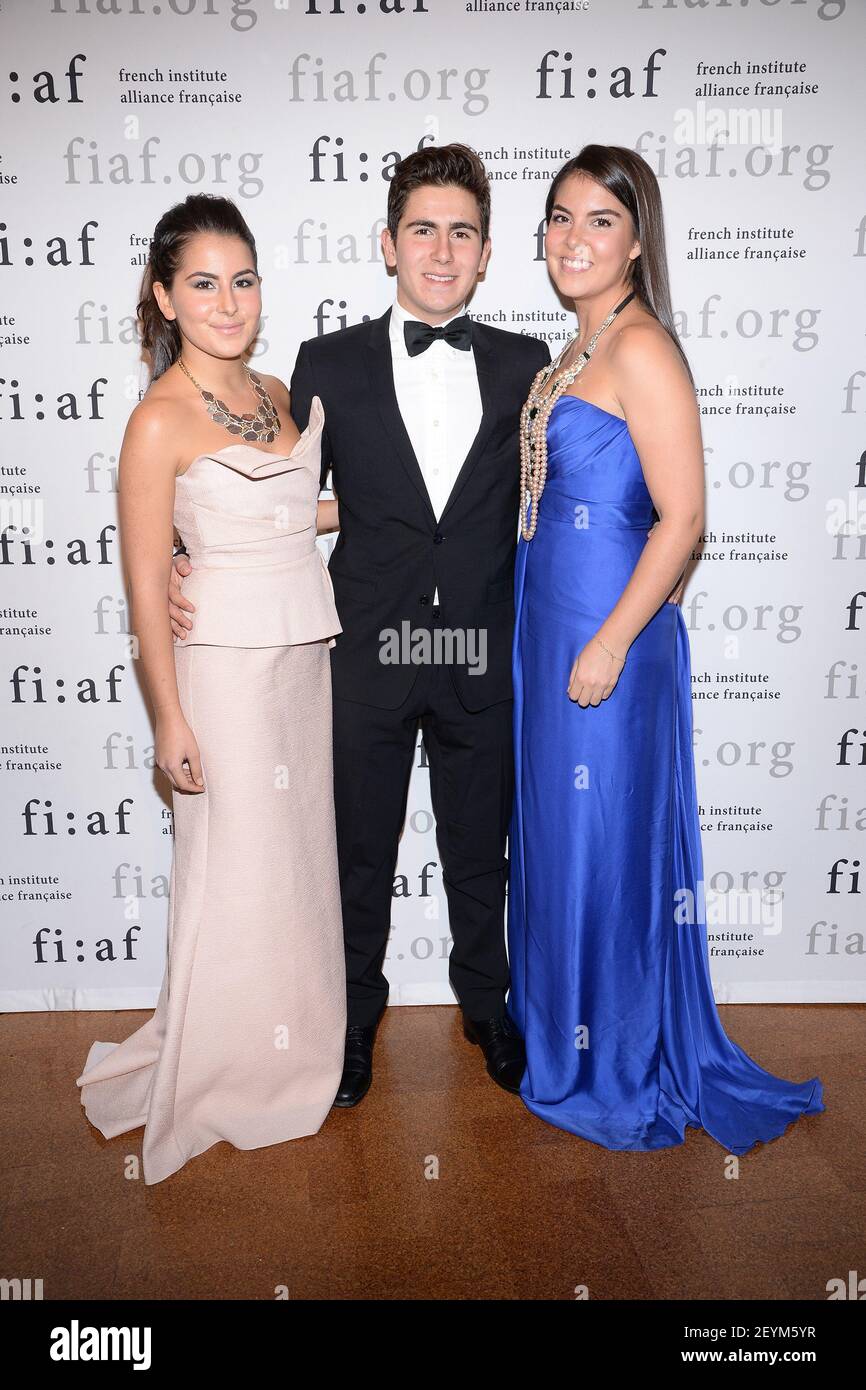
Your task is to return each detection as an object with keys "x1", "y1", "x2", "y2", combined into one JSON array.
[{"x1": 1, "y1": 0, "x2": 863, "y2": 1011}]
